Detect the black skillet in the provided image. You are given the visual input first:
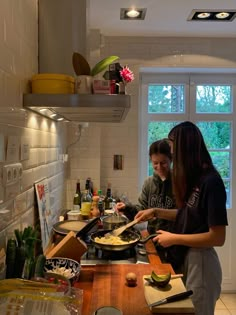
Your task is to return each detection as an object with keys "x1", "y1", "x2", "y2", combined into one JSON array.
[
  {"x1": 90, "y1": 229, "x2": 158, "y2": 251},
  {"x1": 53, "y1": 217, "x2": 100, "y2": 238}
]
